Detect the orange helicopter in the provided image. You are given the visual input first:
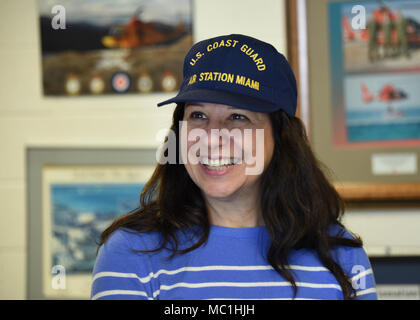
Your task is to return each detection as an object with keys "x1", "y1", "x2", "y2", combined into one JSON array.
[
  {"x1": 361, "y1": 83, "x2": 407, "y2": 118},
  {"x1": 102, "y1": 7, "x2": 188, "y2": 49}
]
